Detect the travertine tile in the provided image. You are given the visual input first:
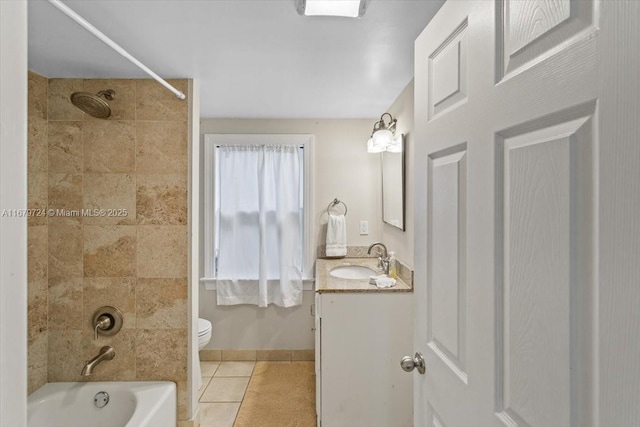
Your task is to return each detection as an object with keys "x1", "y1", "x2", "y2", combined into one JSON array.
[
  {"x1": 200, "y1": 362, "x2": 220, "y2": 377},
  {"x1": 28, "y1": 331, "x2": 48, "y2": 395},
  {"x1": 83, "y1": 277, "x2": 136, "y2": 330},
  {"x1": 48, "y1": 223, "x2": 83, "y2": 279},
  {"x1": 177, "y1": 380, "x2": 189, "y2": 421},
  {"x1": 48, "y1": 277, "x2": 83, "y2": 330},
  {"x1": 199, "y1": 377, "x2": 212, "y2": 400},
  {"x1": 83, "y1": 226, "x2": 136, "y2": 277},
  {"x1": 27, "y1": 172, "x2": 48, "y2": 226},
  {"x1": 48, "y1": 79, "x2": 84, "y2": 121},
  {"x1": 200, "y1": 377, "x2": 249, "y2": 402},
  {"x1": 83, "y1": 174, "x2": 136, "y2": 225},
  {"x1": 136, "y1": 278, "x2": 188, "y2": 329},
  {"x1": 135, "y1": 329, "x2": 188, "y2": 380},
  {"x1": 29, "y1": 117, "x2": 48, "y2": 173},
  {"x1": 136, "y1": 174, "x2": 187, "y2": 225},
  {"x1": 48, "y1": 121, "x2": 83, "y2": 174},
  {"x1": 292, "y1": 349, "x2": 315, "y2": 361},
  {"x1": 214, "y1": 361, "x2": 255, "y2": 377},
  {"x1": 28, "y1": 292, "x2": 47, "y2": 340},
  {"x1": 28, "y1": 71, "x2": 48, "y2": 120},
  {"x1": 221, "y1": 349, "x2": 257, "y2": 362},
  {"x1": 83, "y1": 120, "x2": 135, "y2": 173},
  {"x1": 135, "y1": 79, "x2": 188, "y2": 121},
  {"x1": 48, "y1": 173, "x2": 82, "y2": 224},
  {"x1": 48, "y1": 329, "x2": 84, "y2": 382},
  {"x1": 198, "y1": 402, "x2": 240, "y2": 427},
  {"x1": 135, "y1": 121, "x2": 188, "y2": 173},
  {"x1": 257, "y1": 349, "x2": 292, "y2": 361},
  {"x1": 28, "y1": 225, "x2": 48, "y2": 295},
  {"x1": 83, "y1": 329, "x2": 136, "y2": 381},
  {"x1": 83, "y1": 79, "x2": 135, "y2": 121},
  {"x1": 137, "y1": 225, "x2": 187, "y2": 278},
  {"x1": 199, "y1": 349, "x2": 221, "y2": 361},
  {"x1": 178, "y1": 414, "x2": 200, "y2": 427}
]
